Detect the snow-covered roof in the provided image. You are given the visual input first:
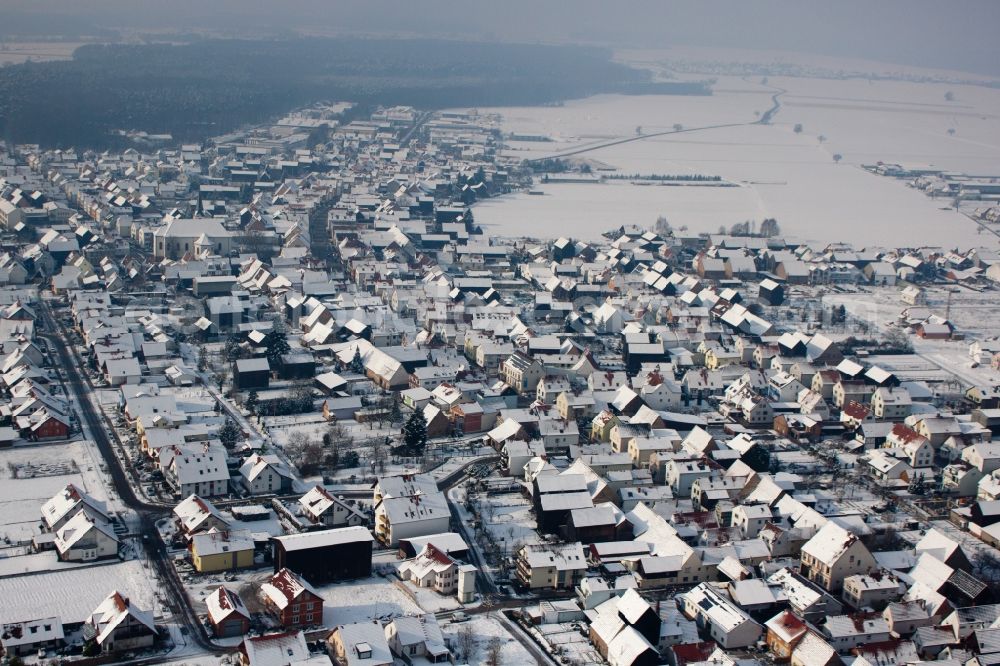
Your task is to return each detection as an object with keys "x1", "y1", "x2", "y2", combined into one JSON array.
[
  {"x1": 41, "y1": 483, "x2": 108, "y2": 529},
  {"x1": 54, "y1": 510, "x2": 117, "y2": 553},
  {"x1": 241, "y1": 630, "x2": 313, "y2": 665},
  {"x1": 272, "y1": 525, "x2": 373, "y2": 552},
  {"x1": 260, "y1": 568, "x2": 321, "y2": 610},
  {"x1": 205, "y1": 585, "x2": 250, "y2": 625},
  {"x1": 89, "y1": 591, "x2": 155, "y2": 646},
  {"x1": 331, "y1": 621, "x2": 393, "y2": 666}
]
